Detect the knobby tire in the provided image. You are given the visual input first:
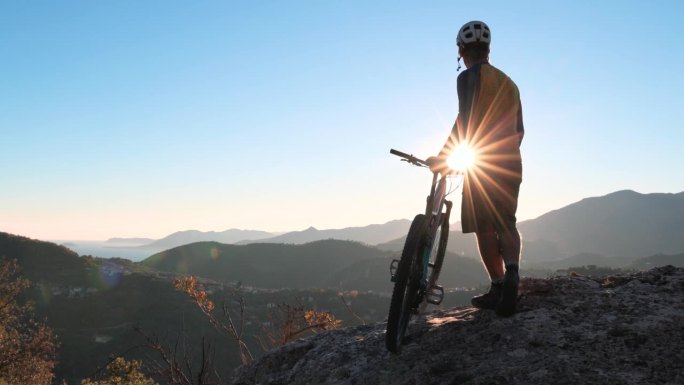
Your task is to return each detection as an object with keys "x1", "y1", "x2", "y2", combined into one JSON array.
[
  {"x1": 386, "y1": 214, "x2": 426, "y2": 353},
  {"x1": 416, "y1": 214, "x2": 450, "y2": 314}
]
